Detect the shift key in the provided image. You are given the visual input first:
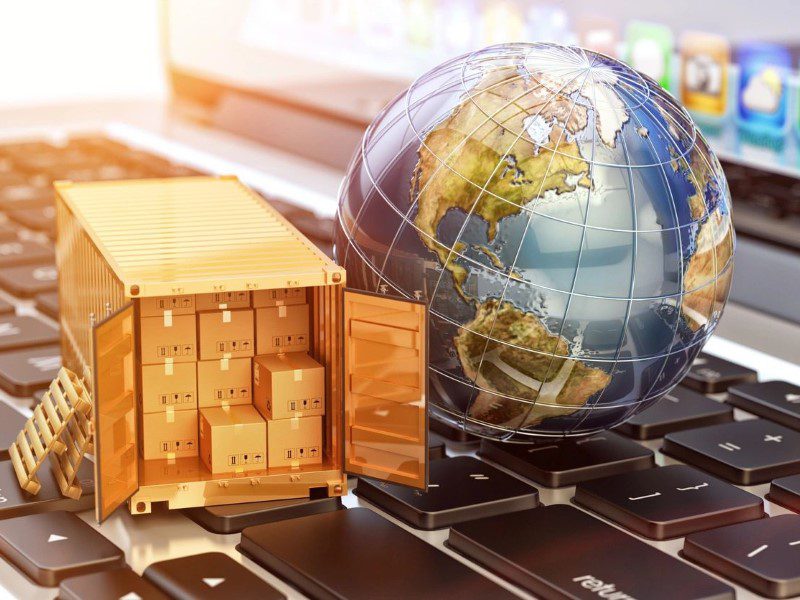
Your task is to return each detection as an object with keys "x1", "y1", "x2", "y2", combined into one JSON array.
[{"x1": 447, "y1": 504, "x2": 733, "y2": 599}]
